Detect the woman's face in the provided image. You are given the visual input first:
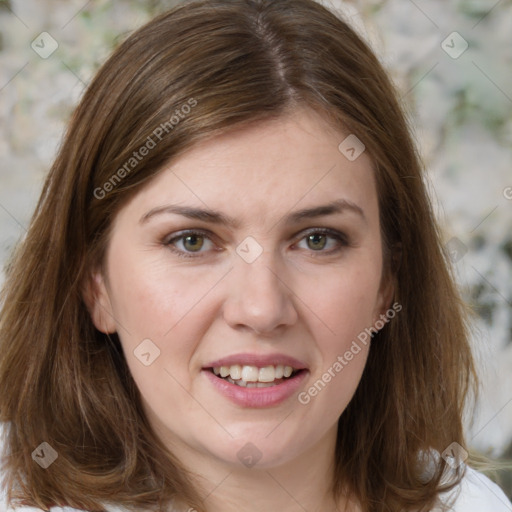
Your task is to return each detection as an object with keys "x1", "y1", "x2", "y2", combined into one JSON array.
[{"x1": 89, "y1": 107, "x2": 393, "y2": 471}]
